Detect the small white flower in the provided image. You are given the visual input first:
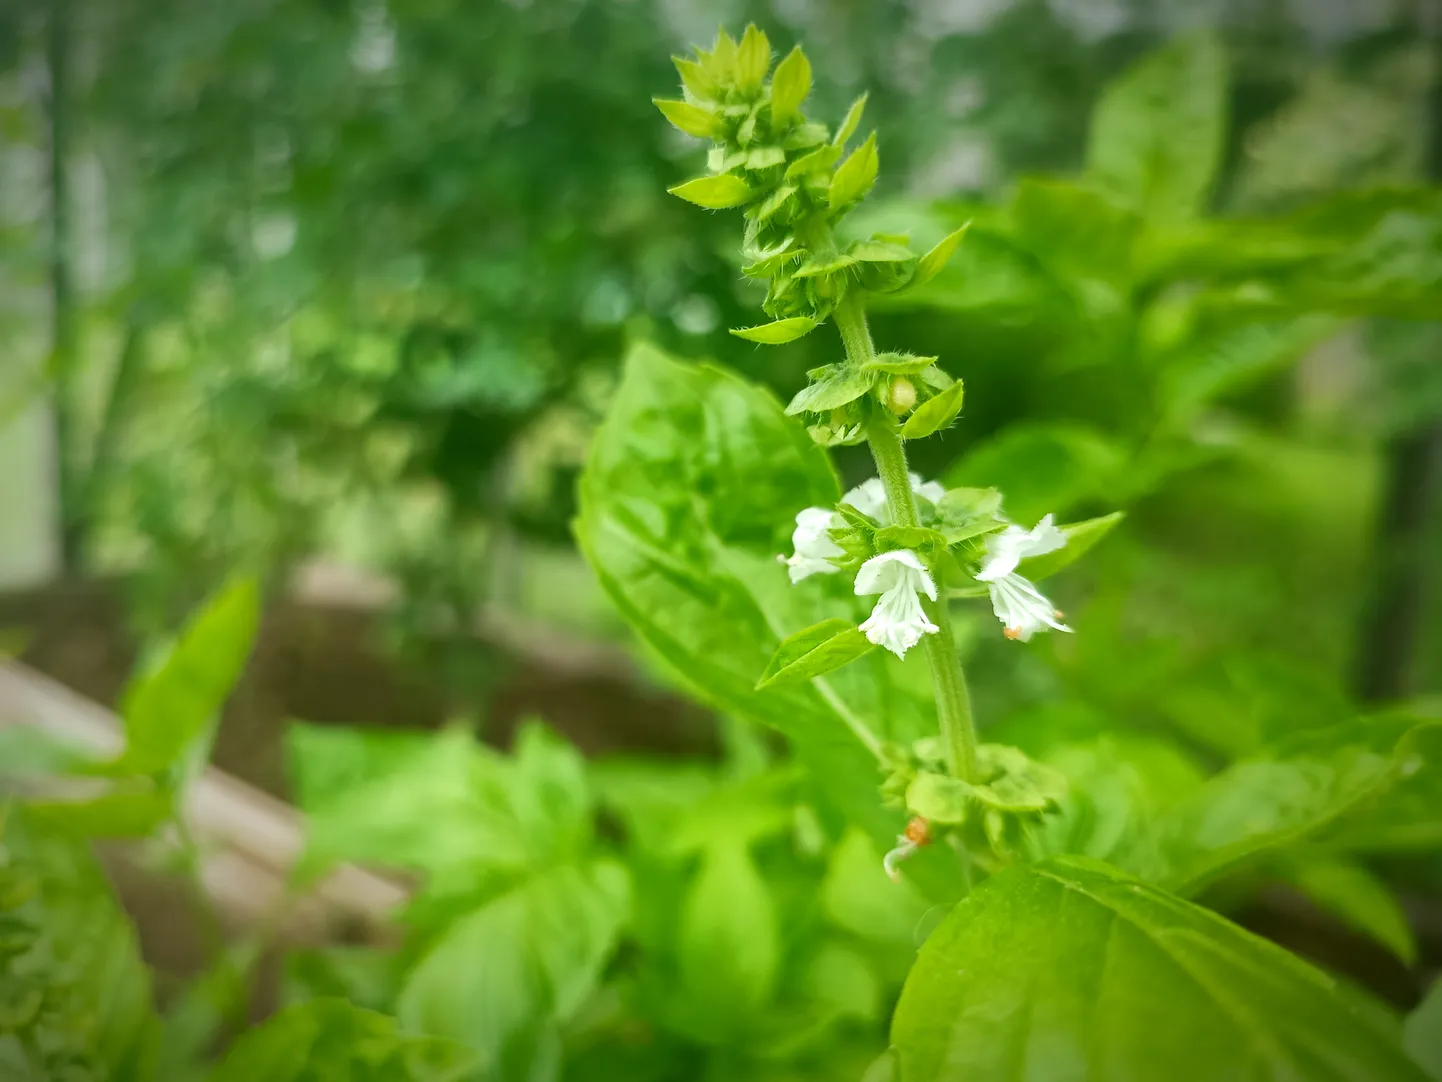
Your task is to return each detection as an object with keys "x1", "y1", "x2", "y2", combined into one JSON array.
[
  {"x1": 976, "y1": 514, "x2": 1066, "y2": 582},
  {"x1": 785, "y1": 507, "x2": 846, "y2": 583},
  {"x1": 784, "y1": 475, "x2": 946, "y2": 584},
  {"x1": 986, "y1": 572, "x2": 1071, "y2": 642},
  {"x1": 976, "y1": 514, "x2": 1070, "y2": 642},
  {"x1": 855, "y1": 550, "x2": 939, "y2": 658},
  {"x1": 841, "y1": 473, "x2": 945, "y2": 525}
]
